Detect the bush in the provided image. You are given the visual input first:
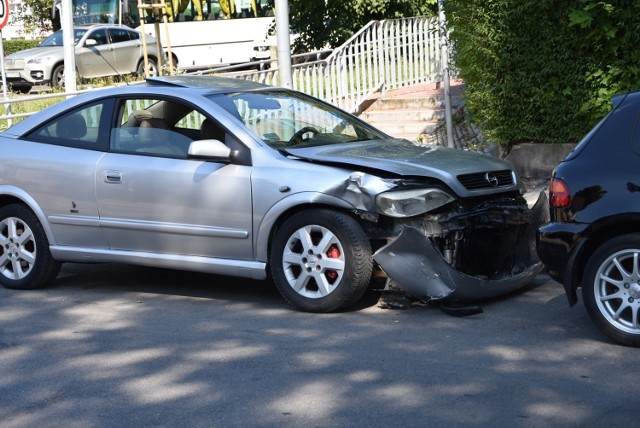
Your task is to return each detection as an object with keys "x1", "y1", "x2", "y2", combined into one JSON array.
[
  {"x1": 3, "y1": 39, "x2": 42, "y2": 56},
  {"x1": 446, "y1": 0, "x2": 640, "y2": 148}
]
